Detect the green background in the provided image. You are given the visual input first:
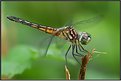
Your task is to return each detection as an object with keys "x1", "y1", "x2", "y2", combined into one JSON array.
[{"x1": 1, "y1": 1, "x2": 120, "y2": 80}]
